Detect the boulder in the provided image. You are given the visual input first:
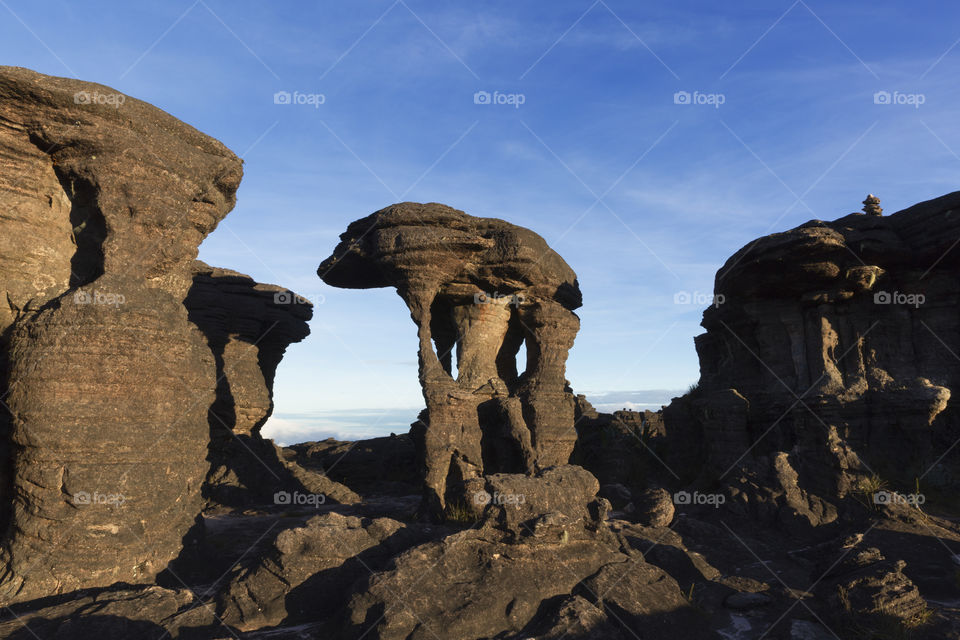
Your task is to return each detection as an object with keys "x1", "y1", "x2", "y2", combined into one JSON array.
[
  {"x1": 478, "y1": 465, "x2": 604, "y2": 540},
  {"x1": 218, "y1": 512, "x2": 433, "y2": 629},
  {"x1": 342, "y1": 528, "x2": 624, "y2": 640},
  {"x1": 633, "y1": 487, "x2": 676, "y2": 527}
]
